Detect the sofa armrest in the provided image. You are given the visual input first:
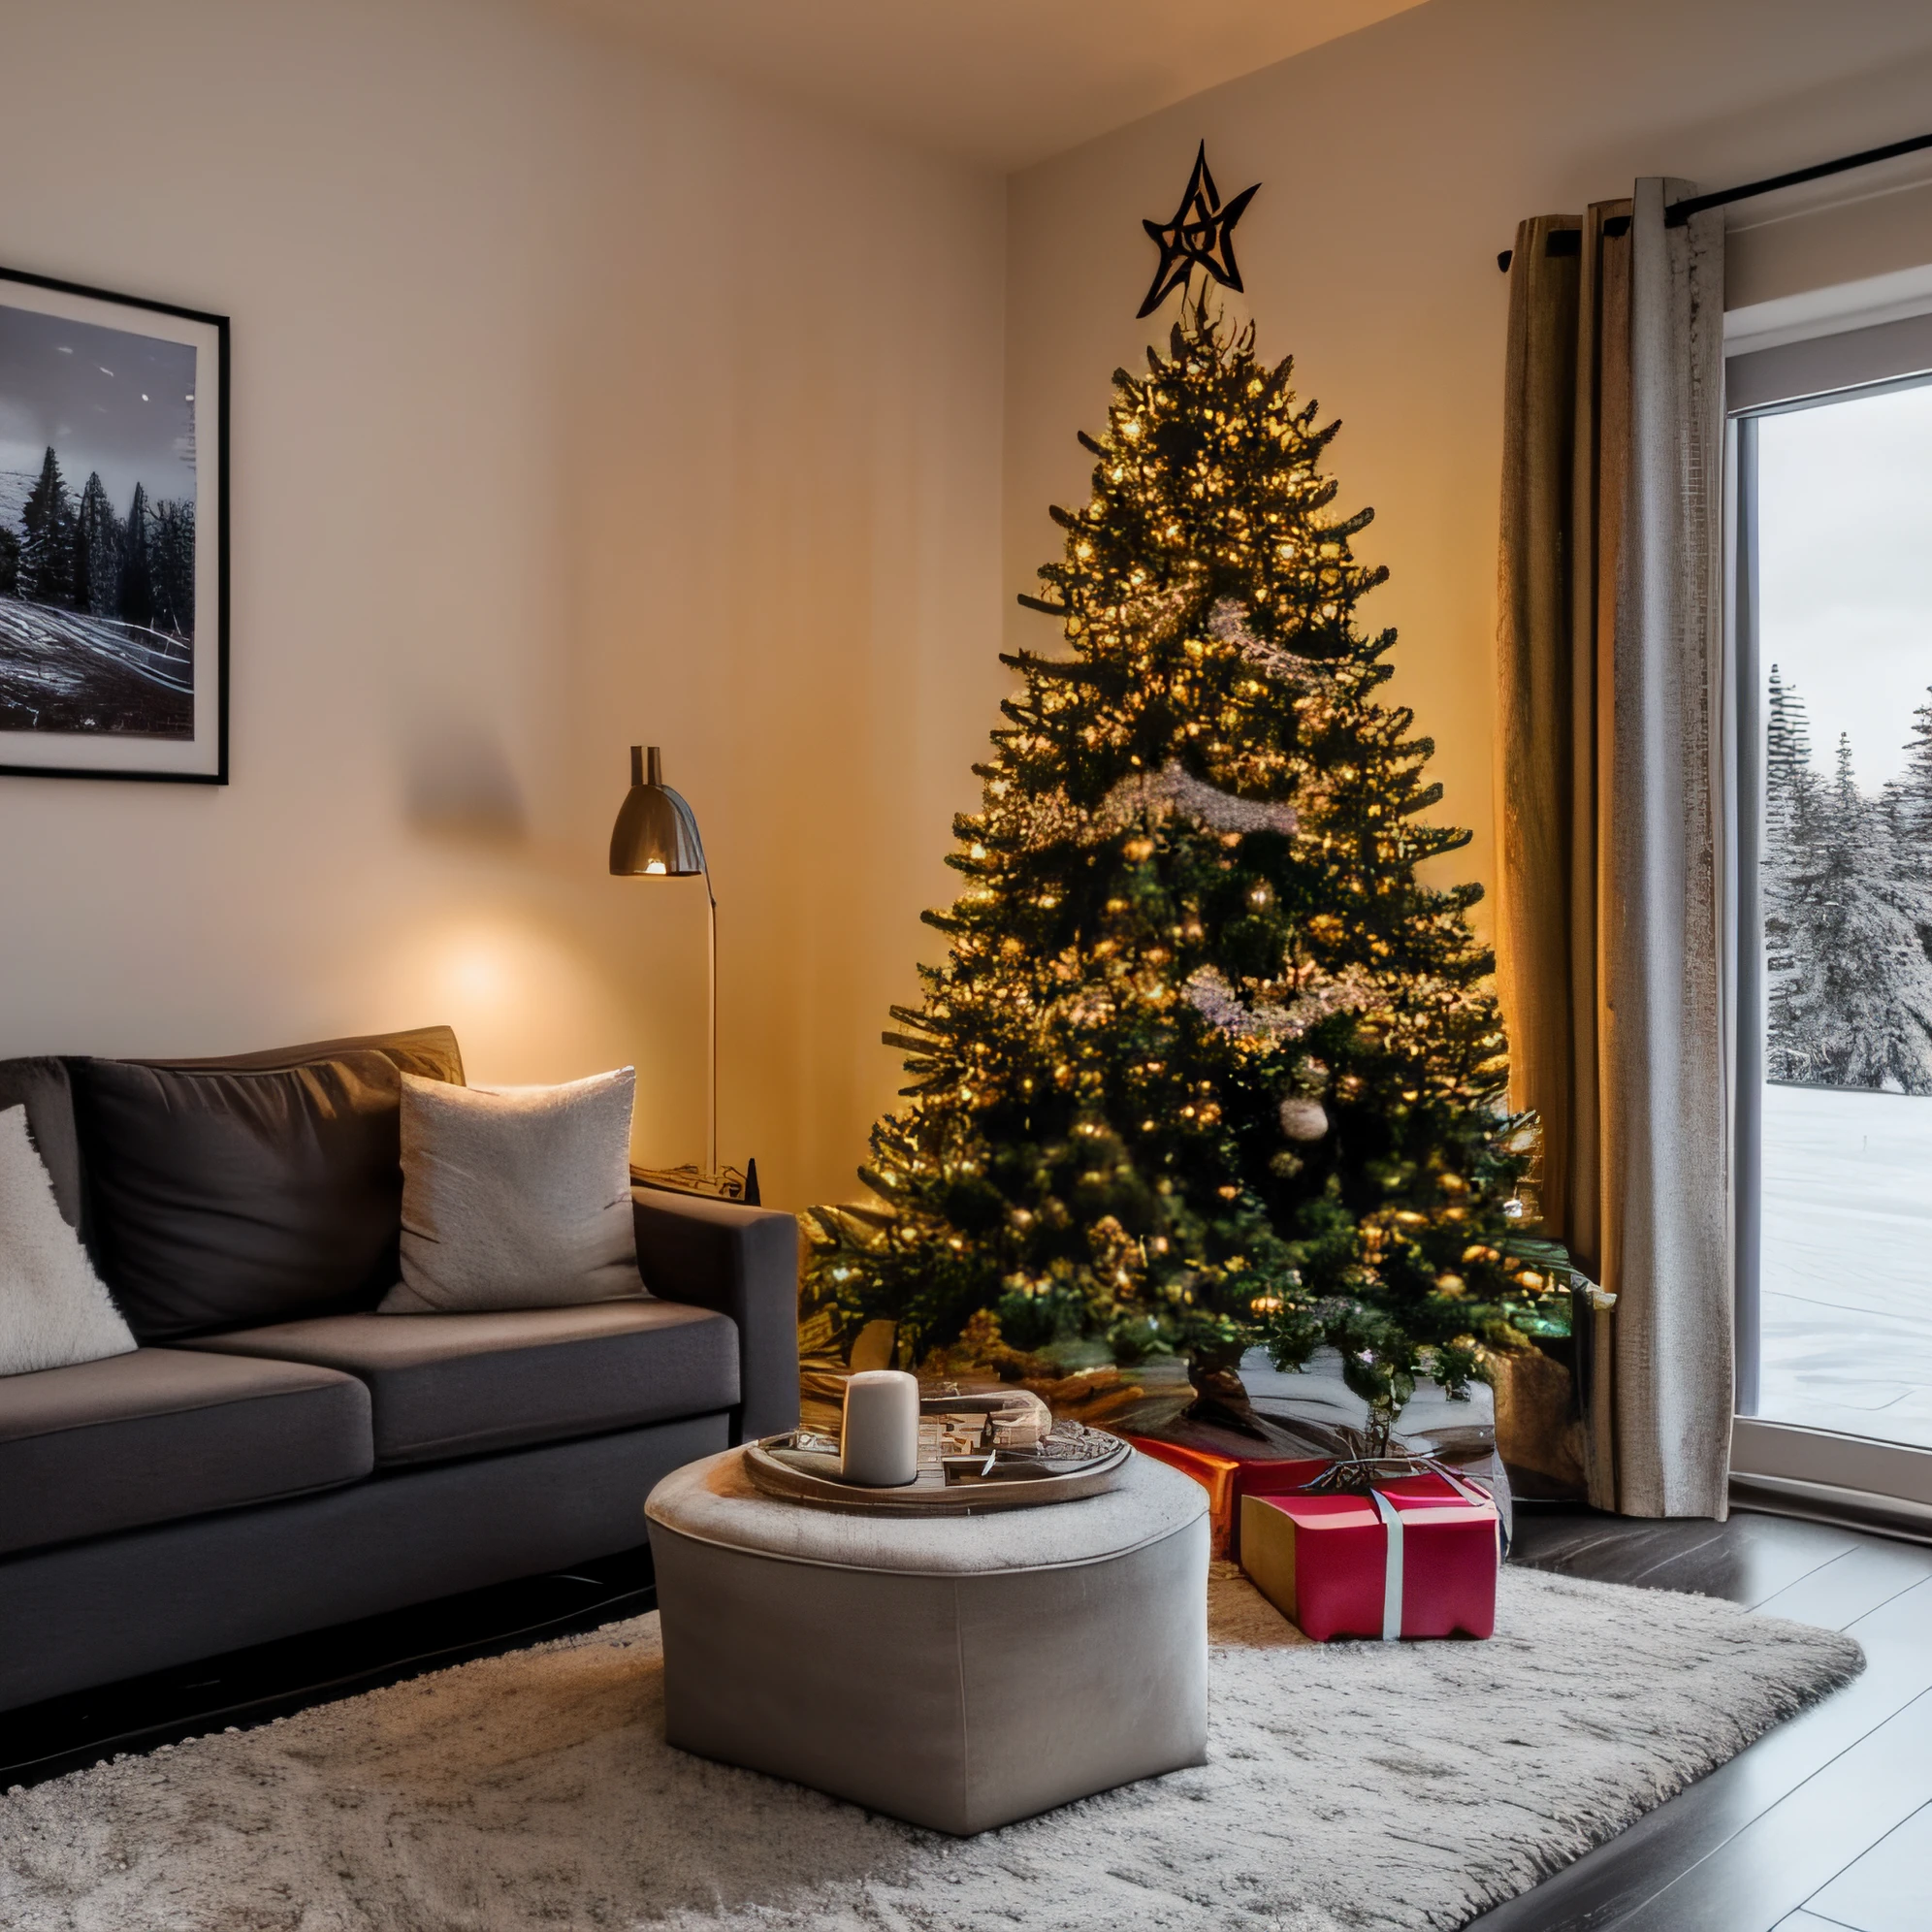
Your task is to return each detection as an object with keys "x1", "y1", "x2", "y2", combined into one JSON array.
[{"x1": 631, "y1": 1188, "x2": 800, "y2": 1444}]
